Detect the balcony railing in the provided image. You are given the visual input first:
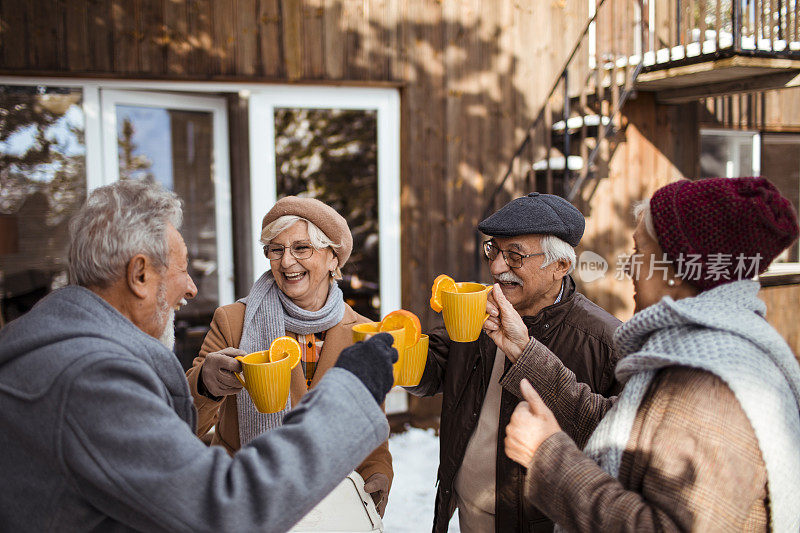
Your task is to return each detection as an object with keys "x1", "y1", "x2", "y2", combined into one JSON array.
[{"x1": 614, "y1": 0, "x2": 799, "y2": 70}]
